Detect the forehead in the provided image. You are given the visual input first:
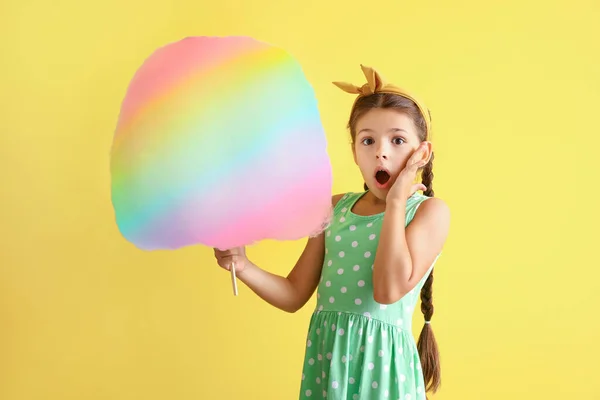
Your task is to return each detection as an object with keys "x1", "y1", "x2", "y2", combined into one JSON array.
[{"x1": 355, "y1": 108, "x2": 418, "y2": 135}]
